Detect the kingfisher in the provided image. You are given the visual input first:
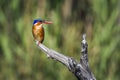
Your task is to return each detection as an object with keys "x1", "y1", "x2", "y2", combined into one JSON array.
[{"x1": 32, "y1": 19, "x2": 52, "y2": 44}]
